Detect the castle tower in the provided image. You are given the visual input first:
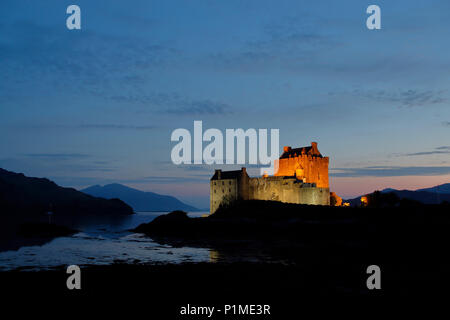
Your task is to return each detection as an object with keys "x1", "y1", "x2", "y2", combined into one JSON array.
[
  {"x1": 274, "y1": 142, "x2": 329, "y2": 188},
  {"x1": 210, "y1": 168, "x2": 249, "y2": 214}
]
